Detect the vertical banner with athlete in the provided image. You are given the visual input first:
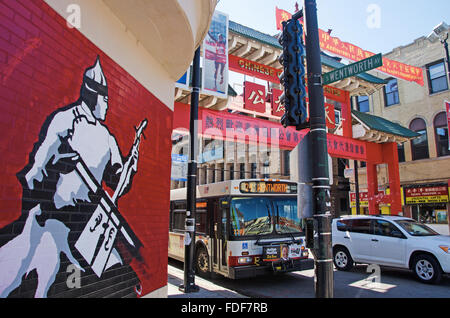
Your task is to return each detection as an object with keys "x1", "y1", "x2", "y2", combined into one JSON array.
[{"x1": 202, "y1": 10, "x2": 229, "y2": 98}]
